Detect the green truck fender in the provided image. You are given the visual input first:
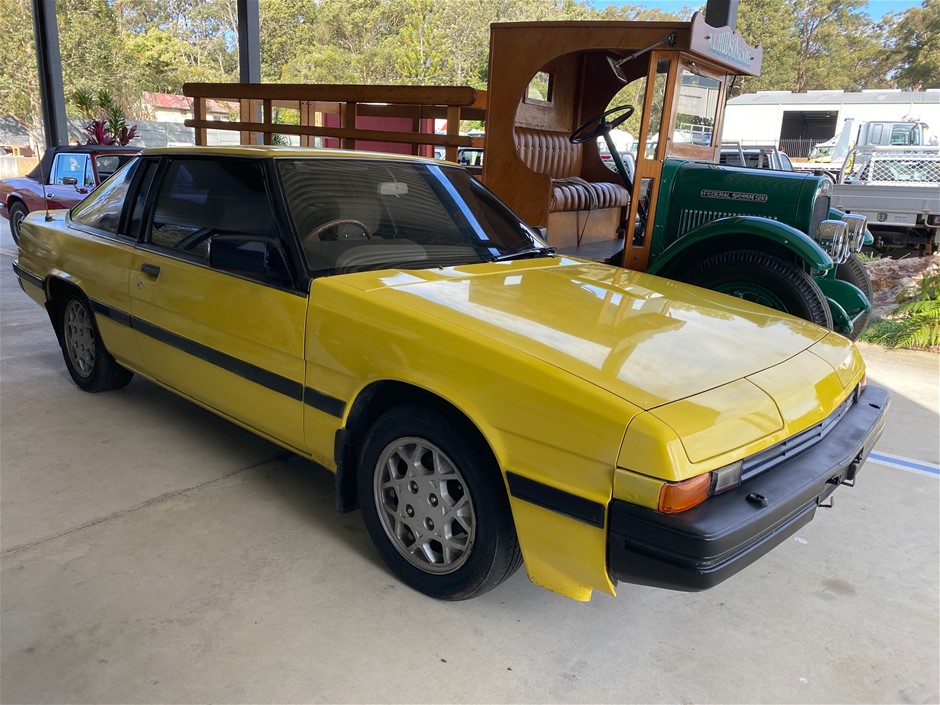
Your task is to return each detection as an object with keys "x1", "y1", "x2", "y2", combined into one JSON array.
[
  {"x1": 829, "y1": 206, "x2": 874, "y2": 245},
  {"x1": 649, "y1": 215, "x2": 834, "y2": 277},
  {"x1": 815, "y1": 276, "x2": 872, "y2": 336}
]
